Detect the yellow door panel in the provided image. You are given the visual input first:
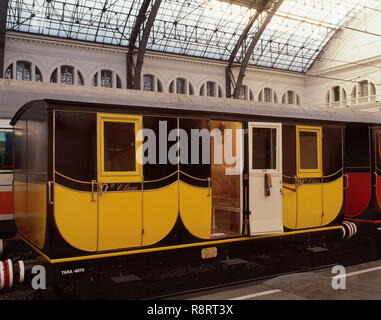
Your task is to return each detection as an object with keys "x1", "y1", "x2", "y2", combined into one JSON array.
[
  {"x1": 142, "y1": 183, "x2": 178, "y2": 246},
  {"x1": 297, "y1": 184, "x2": 323, "y2": 229},
  {"x1": 98, "y1": 191, "x2": 142, "y2": 250},
  {"x1": 282, "y1": 184, "x2": 297, "y2": 230},
  {"x1": 54, "y1": 185, "x2": 97, "y2": 252},
  {"x1": 14, "y1": 181, "x2": 28, "y2": 237},
  {"x1": 296, "y1": 126, "x2": 323, "y2": 229},
  {"x1": 322, "y1": 177, "x2": 343, "y2": 226},
  {"x1": 179, "y1": 182, "x2": 212, "y2": 240},
  {"x1": 26, "y1": 182, "x2": 47, "y2": 249},
  {"x1": 97, "y1": 113, "x2": 143, "y2": 251}
]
